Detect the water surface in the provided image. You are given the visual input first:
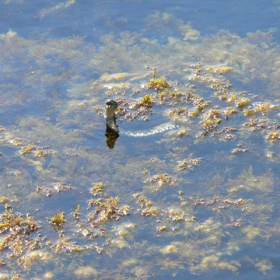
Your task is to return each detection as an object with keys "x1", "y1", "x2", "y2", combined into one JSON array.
[{"x1": 0, "y1": 0, "x2": 280, "y2": 279}]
